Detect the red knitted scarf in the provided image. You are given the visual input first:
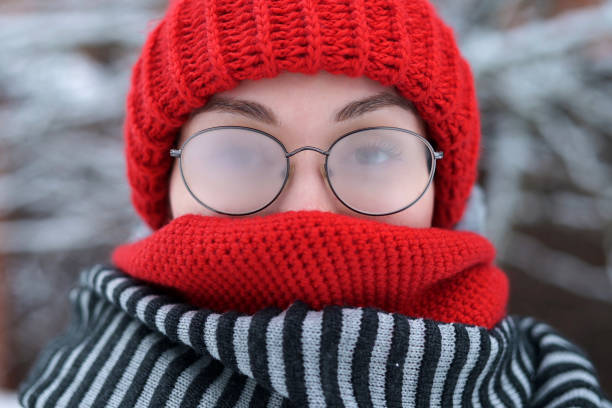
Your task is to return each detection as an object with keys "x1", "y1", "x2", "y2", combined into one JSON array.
[{"x1": 111, "y1": 210, "x2": 508, "y2": 329}]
